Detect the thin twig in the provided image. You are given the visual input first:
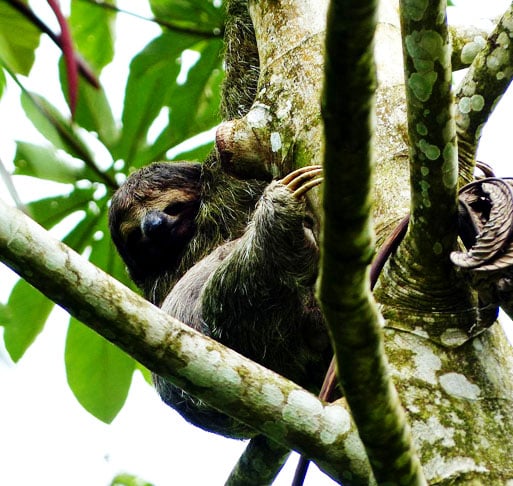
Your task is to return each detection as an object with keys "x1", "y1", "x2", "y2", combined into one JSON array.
[
  {"x1": 5, "y1": 0, "x2": 99, "y2": 88},
  {"x1": 0, "y1": 156, "x2": 29, "y2": 215},
  {"x1": 0, "y1": 61, "x2": 117, "y2": 190}
]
